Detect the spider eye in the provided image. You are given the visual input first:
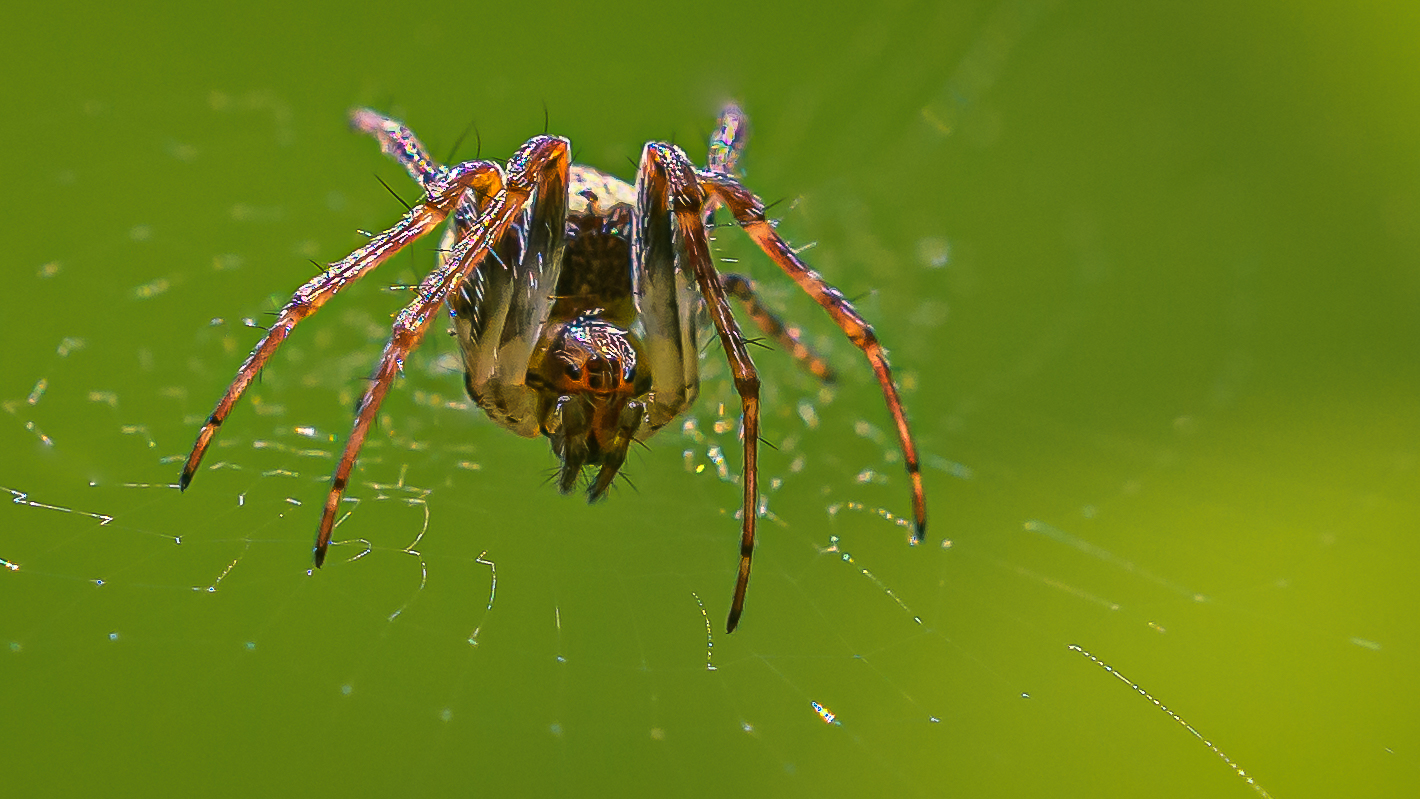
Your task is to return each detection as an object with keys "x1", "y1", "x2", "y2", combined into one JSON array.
[{"x1": 565, "y1": 363, "x2": 583, "y2": 381}]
